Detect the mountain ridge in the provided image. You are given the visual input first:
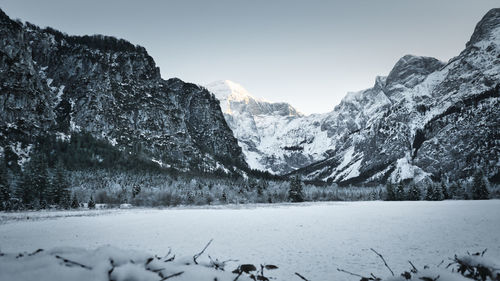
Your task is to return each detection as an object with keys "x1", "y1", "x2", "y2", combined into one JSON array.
[
  {"x1": 0, "y1": 8, "x2": 248, "y2": 175},
  {"x1": 208, "y1": 8, "x2": 499, "y2": 184}
]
